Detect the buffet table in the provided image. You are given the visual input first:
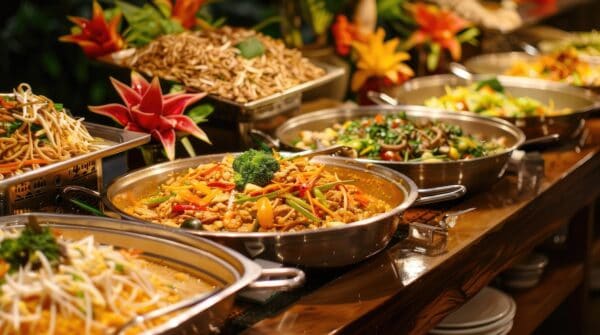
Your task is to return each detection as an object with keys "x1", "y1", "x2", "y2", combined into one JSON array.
[{"x1": 224, "y1": 107, "x2": 600, "y2": 335}]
